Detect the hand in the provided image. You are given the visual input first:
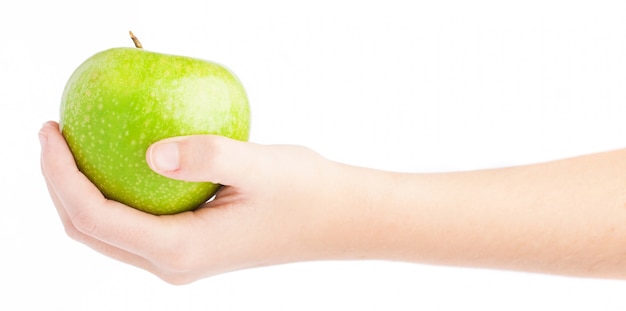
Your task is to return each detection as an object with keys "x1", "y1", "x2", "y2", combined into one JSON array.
[
  {"x1": 39, "y1": 121, "x2": 364, "y2": 284},
  {"x1": 40, "y1": 120, "x2": 626, "y2": 282}
]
